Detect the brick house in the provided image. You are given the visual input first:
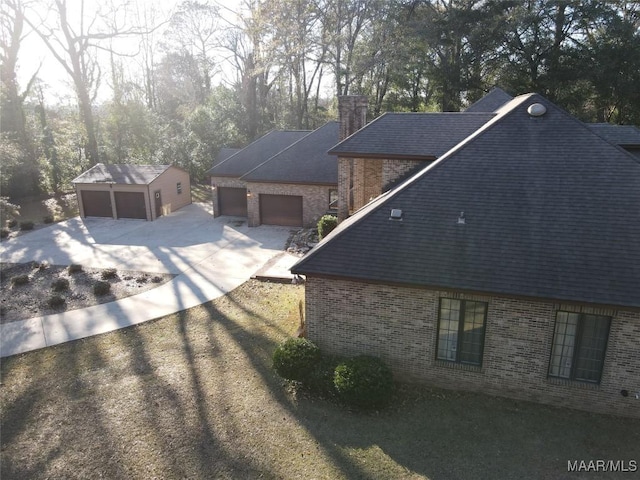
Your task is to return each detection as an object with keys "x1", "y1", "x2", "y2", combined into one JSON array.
[
  {"x1": 292, "y1": 92, "x2": 640, "y2": 418},
  {"x1": 73, "y1": 164, "x2": 191, "y2": 221},
  {"x1": 208, "y1": 123, "x2": 345, "y2": 228}
]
